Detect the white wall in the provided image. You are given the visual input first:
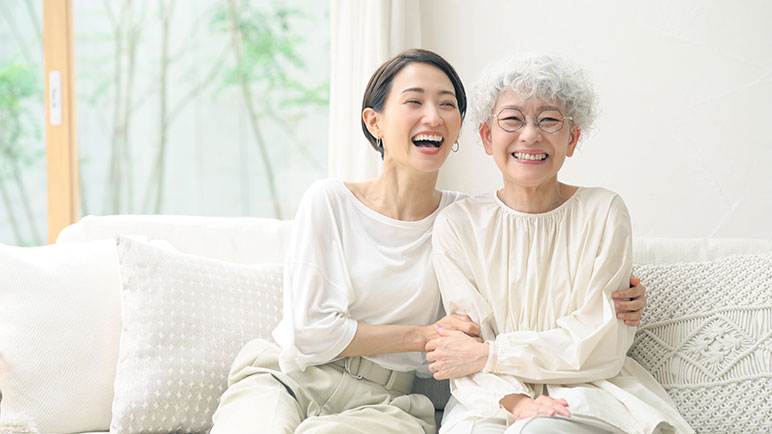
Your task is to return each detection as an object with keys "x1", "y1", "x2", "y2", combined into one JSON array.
[{"x1": 419, "y1": 0, "x2": 772, "y2": 239}]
